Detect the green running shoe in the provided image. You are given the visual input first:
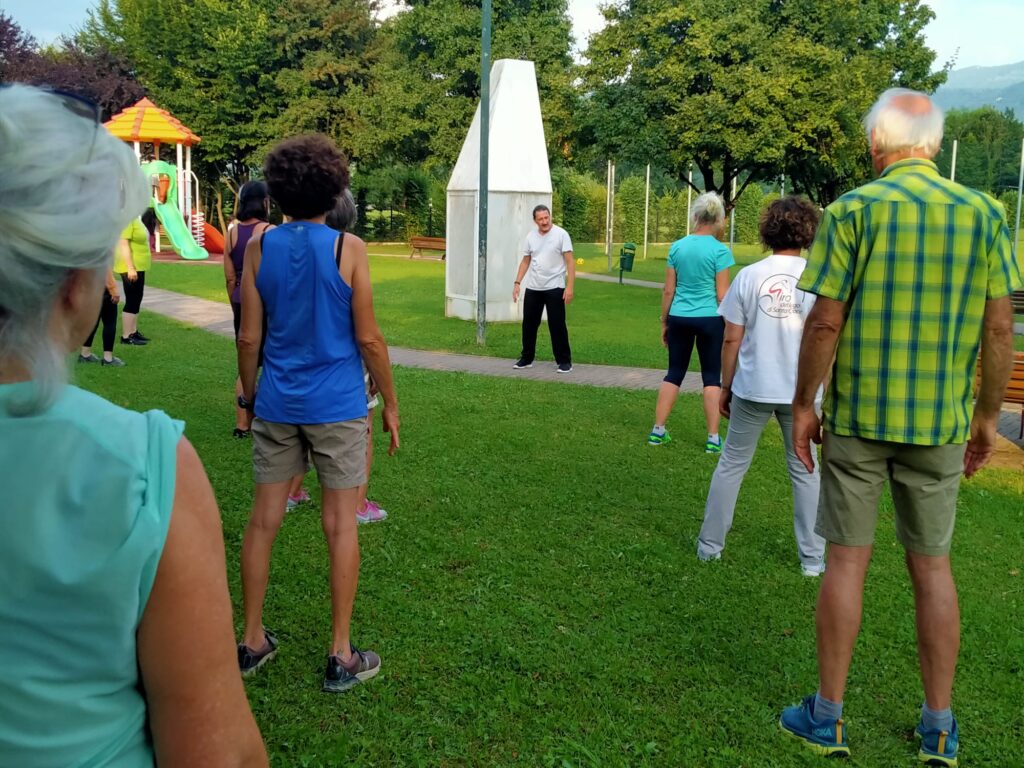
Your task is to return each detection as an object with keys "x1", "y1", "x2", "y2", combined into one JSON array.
[{"x1": 648, "y1": 430, "x2": 671, "y2": 446}]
